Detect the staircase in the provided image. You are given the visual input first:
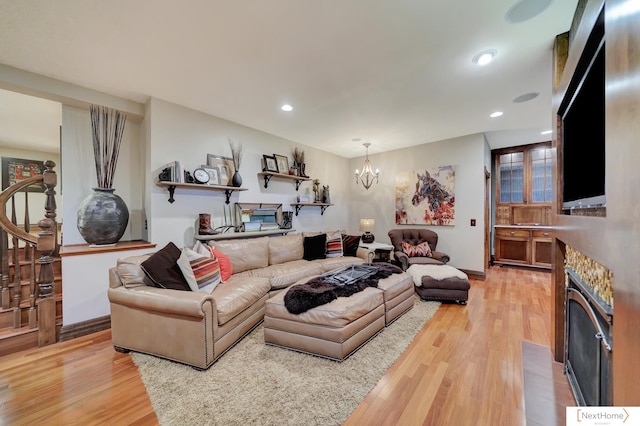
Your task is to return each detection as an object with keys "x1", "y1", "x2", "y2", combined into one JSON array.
[
  {"x1": 0, "y1": 247, "x2": 62, "y2": 356},
  {"x1": 0, "y1": 160, "x2": 59, "y2": 357}
]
